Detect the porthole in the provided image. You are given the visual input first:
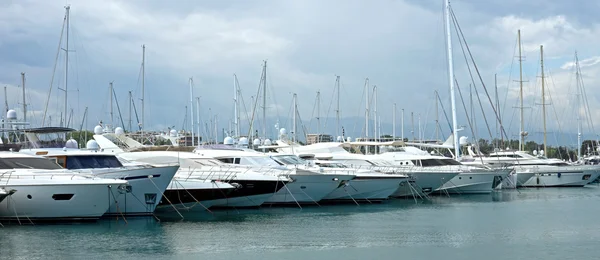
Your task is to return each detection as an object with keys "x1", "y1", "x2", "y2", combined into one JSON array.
[
  {"x1": 469, "y1": 177, "x2": 472, "y2": 179},
  {"x1": 459, "y1": 177, "x2": 462, "y2": 180},
  {"x1": 27, "y1": 195, "x2": 32, "y2": 199}
]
